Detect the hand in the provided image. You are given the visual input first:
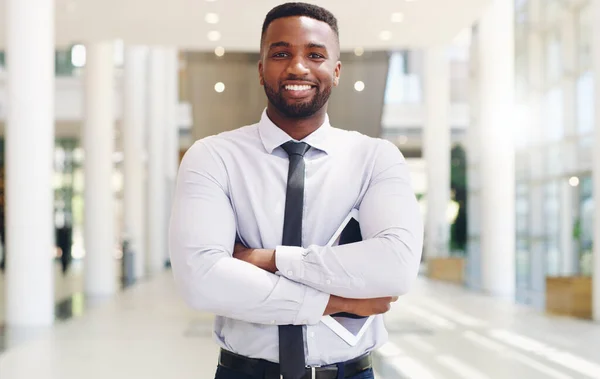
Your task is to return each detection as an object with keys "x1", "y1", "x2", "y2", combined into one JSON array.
[
  {"x1": 350, "y1": 296, "x2": 399, "y2": 316},
  {"x1": 325, "y1": 295, "x2": 398, "y2": 317},
  {"x1": 233, "y1": 243, "x2": 277, "y2": 273}
]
